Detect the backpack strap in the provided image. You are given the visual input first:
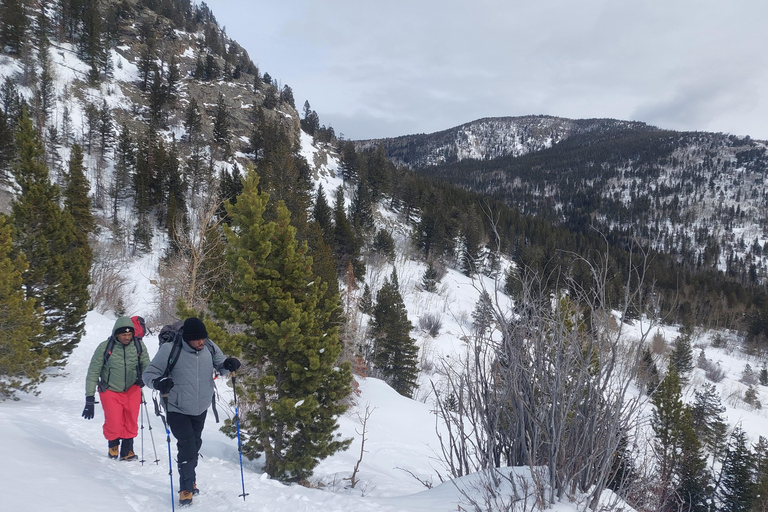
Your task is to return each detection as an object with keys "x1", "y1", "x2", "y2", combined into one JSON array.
[
  {"x1": 102, "y1": 336, "x2": 116, "y2": 366},
  {"x1": 163, "y1": 337, "x2": 184, "y2": 378},
  {"x1": 163, "y1": 337, "x2": 220, "y2": 423}
]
